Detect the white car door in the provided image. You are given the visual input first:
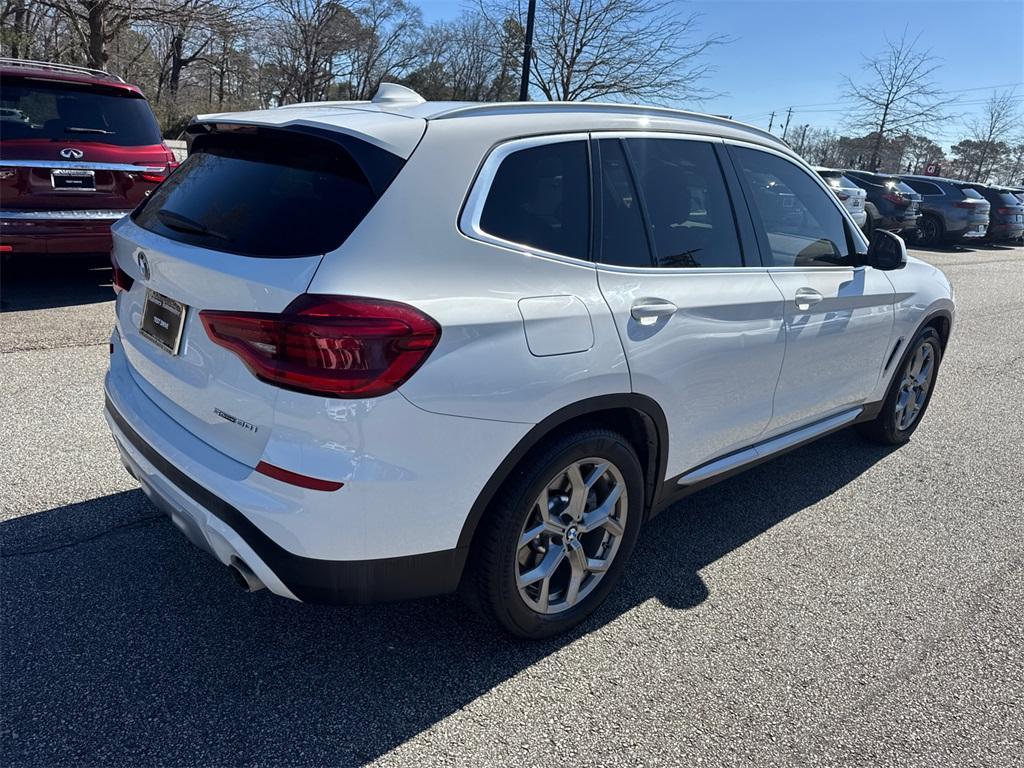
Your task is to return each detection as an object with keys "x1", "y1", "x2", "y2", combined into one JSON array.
[
  {"x1": 592, "y1": 135, "x2": 787, "y2": 478},
  {"x1": 726, "y1": 143, "x2": 895, "y2": 433}
]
